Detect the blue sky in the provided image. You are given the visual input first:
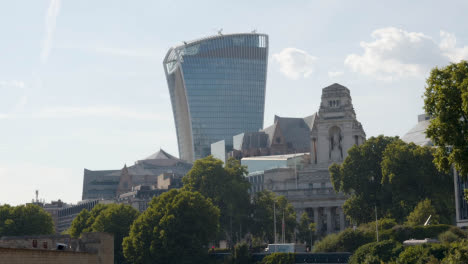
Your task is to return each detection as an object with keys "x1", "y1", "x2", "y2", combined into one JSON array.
[{"x1": 1, "y1": 0, "x2": 468, "y2": 205}]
